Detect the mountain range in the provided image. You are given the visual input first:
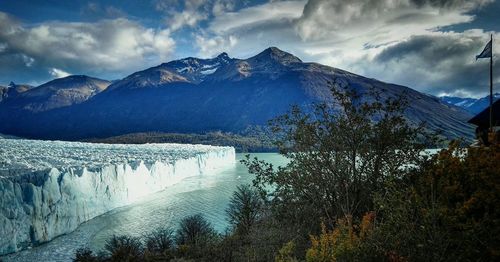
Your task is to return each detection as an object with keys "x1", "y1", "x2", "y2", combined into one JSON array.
[
  {"x1": 0, "y1": 47, "x2": 474, "y2": 142},
  {"x1": 0, "y1": 82, "x2": 34, "y2": 102},
  {"x1": 440, "y1": 93, "x2": 500, "y2": 114}
]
